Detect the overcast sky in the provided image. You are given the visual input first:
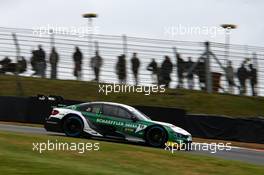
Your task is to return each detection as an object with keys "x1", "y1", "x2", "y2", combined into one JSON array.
[{"x1": 1, "y1": 0, "x2": 263, "y2": 46}]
